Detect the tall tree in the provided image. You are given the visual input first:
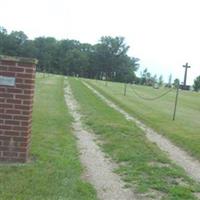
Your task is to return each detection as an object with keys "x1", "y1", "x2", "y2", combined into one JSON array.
[
  {"x1": 158, "y1": 75, "x2": 163, "y2": 86},
  {"x1": 173, "y1": 78, "x2": 180, "y2": 88},
  {"x1": 167, "y1": 73, "x2": 172, "y2": 87},
  {"x1": 0, "y1": 26, "x2": 8, "y2": 54},
  {"x1": 6, "y1": 31, "x2": 28, "y2": 56},
  {"x1": 34, "y1": 37, "x2": 57, "y2": 73},
  {"x1": 193, "y1": 75, "x2": 200, "y2": 91},
  {"x1": 94, "y1": 36, "x2": 138, "y2": 82}
]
